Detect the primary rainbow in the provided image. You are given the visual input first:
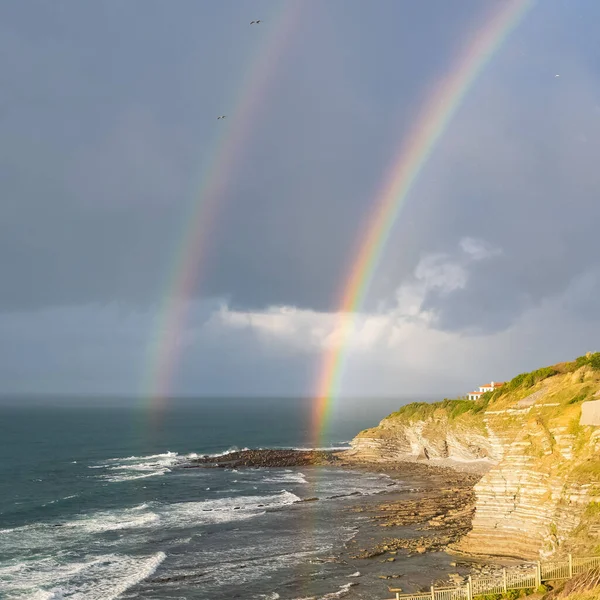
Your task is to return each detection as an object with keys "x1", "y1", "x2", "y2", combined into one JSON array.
[
  {"x1": 312, "y1": 0, "x2": 534, "y2": 445},
  {"x1": 142, "y1": 3, "x2": 303, "y2": 415}
]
